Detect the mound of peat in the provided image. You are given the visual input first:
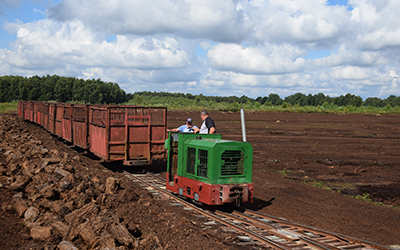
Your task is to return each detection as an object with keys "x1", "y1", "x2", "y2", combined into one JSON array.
[{"x1": 0, "y1": 114, "x2": 240, "y2": 250}]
